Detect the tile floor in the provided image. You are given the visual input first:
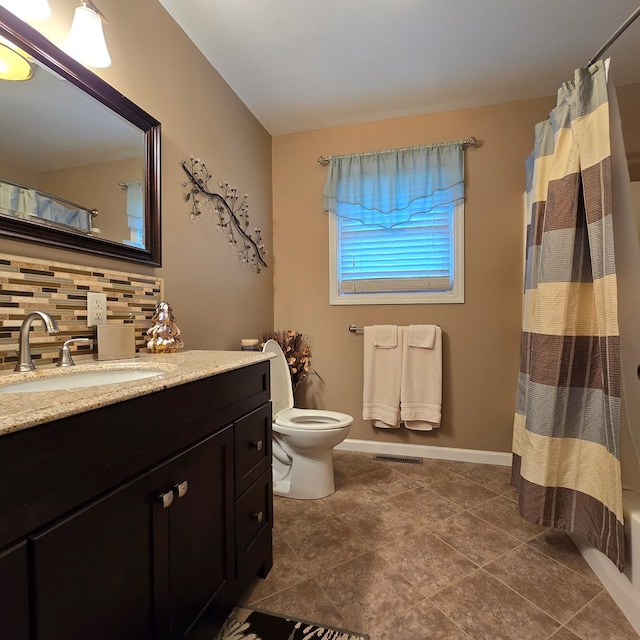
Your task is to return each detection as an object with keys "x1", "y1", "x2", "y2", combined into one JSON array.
[{"x1": 239, "y1": 450, "x2": 639, "y2": 640}]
